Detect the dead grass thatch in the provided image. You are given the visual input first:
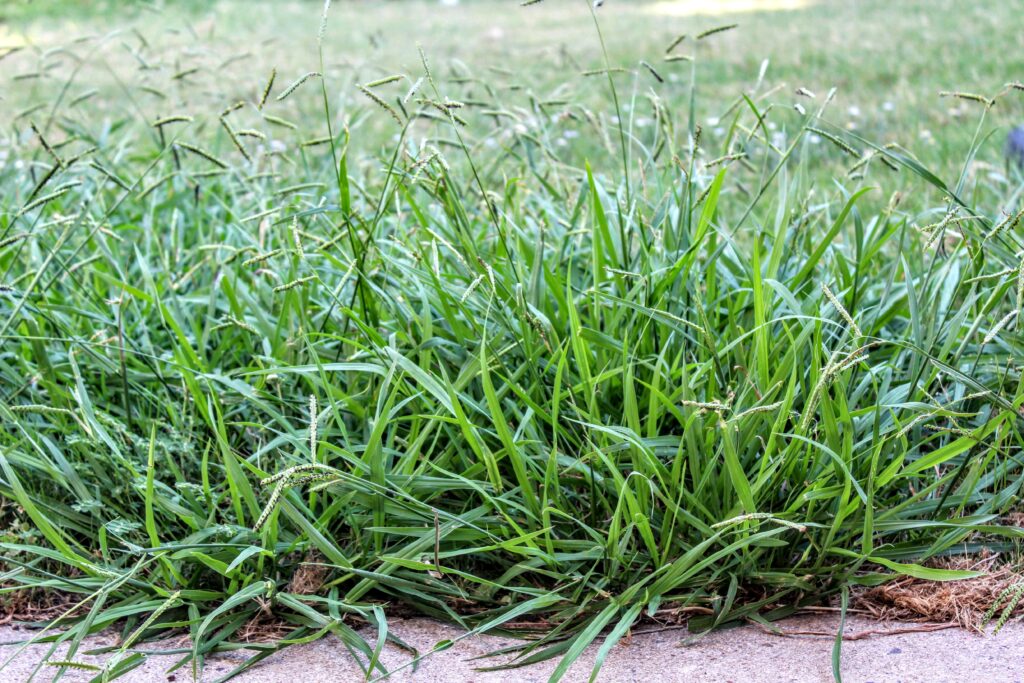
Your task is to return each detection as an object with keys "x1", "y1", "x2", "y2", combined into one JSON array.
[{"x1": 853, "y1": 554, "x2": 1024, "y2": 632}]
